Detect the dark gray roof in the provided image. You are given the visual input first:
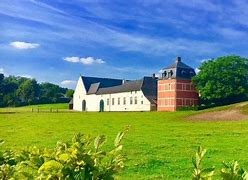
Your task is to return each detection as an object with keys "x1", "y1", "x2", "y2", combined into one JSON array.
[
  {"x1": 81, "y1": 76, "x2": 123, "y2": 93},
  {"x1": 164, "y1": 61, "x2": 193, "y2": 69},
  {"x1": 161, "y1": 57, "x2": 196, "y2": 80},
  {"x1": 96, "y1": 79, "x2": 143, "y2": 94}
]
